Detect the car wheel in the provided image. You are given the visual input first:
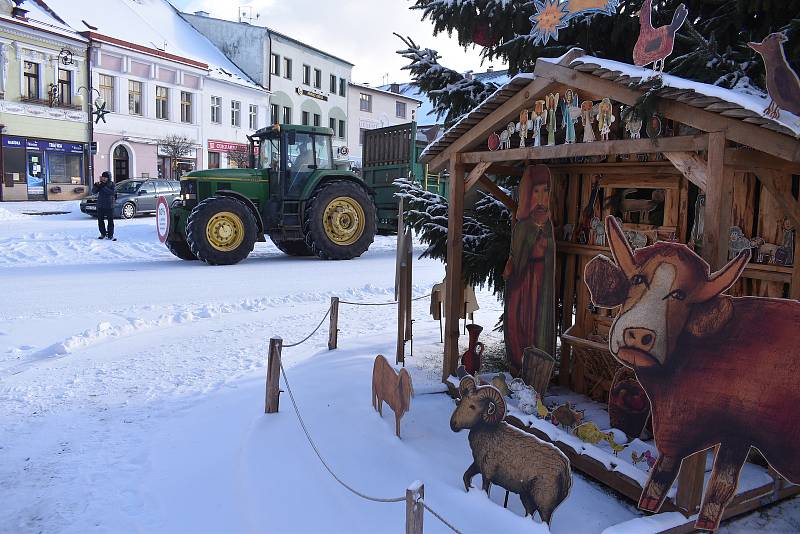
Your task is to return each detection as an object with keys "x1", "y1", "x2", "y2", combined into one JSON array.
[
  {"x1": 186, "y1": 196, "x2": 258, "y2": 265},
  {"x1": 302, "y1": 180, "x2": 376, "y2": 260},
  {"x1": 121, "y1": 202, "x2": 136, "y2": 219}
]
